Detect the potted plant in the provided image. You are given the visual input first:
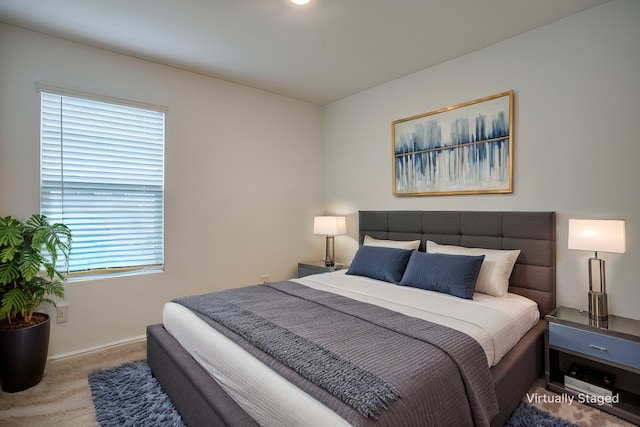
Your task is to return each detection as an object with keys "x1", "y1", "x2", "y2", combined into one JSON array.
[{"x1": 0, "y1": 214, "x2": 71, "y2": 392}]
